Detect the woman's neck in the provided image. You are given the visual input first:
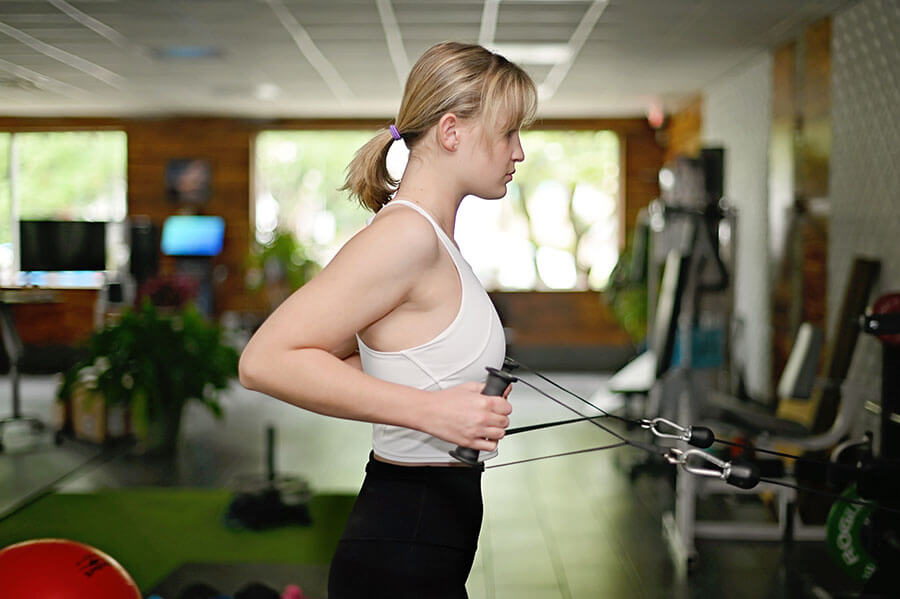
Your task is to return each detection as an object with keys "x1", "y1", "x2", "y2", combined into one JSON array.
[{"x1": 393, "y1": 160, "x2": 462, "y2": 238}]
